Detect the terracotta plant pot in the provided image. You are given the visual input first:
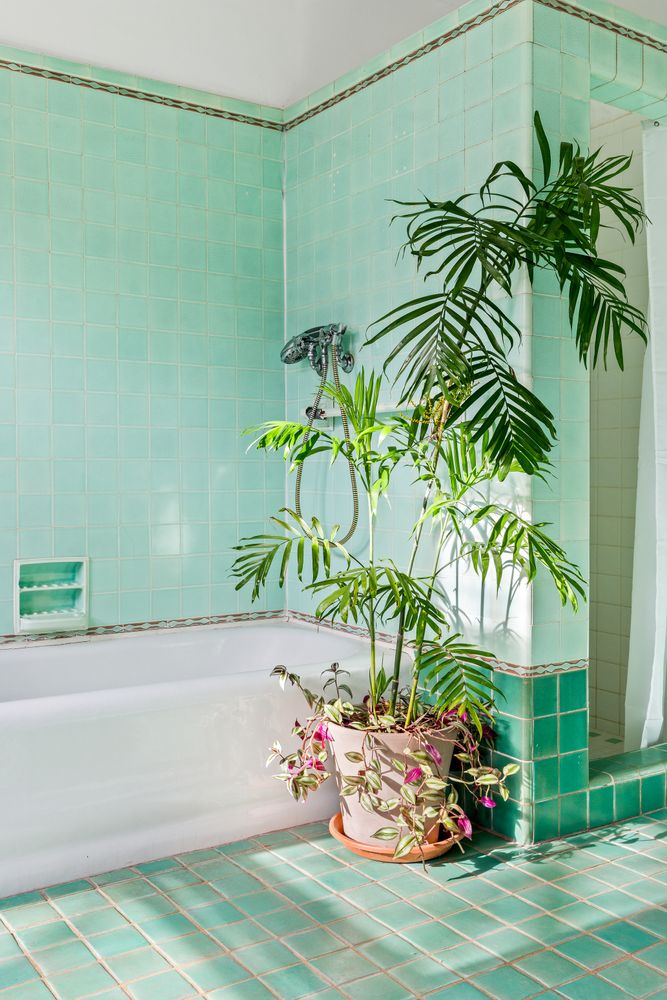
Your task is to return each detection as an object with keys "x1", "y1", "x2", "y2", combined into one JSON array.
[
  {"x1": 327, "y1": 722, "x2": 456, "y2": 847},
  {"x1": 328, "y1": 812, "x2": 463, "y2": 863}
]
